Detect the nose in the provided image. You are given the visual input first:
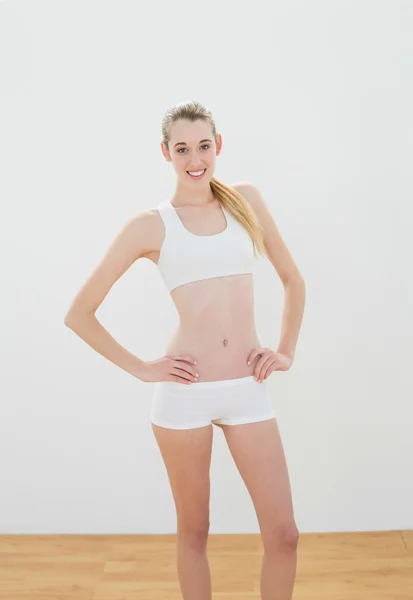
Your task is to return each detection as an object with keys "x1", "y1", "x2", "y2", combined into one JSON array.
[{"x1": 186, "y1": 150, "x2": 205, "y2": 169}]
